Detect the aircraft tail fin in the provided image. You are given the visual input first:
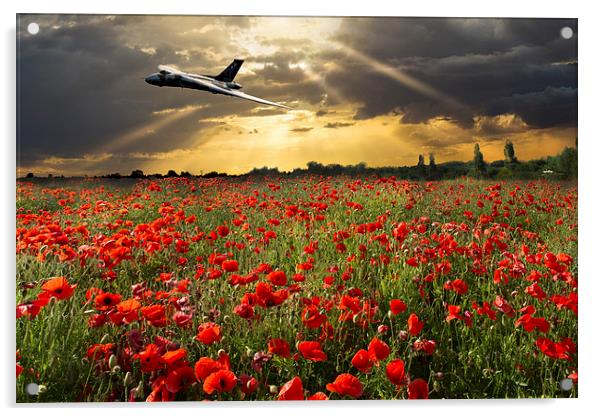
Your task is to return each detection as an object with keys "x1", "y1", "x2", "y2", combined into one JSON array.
[{"x1": 215, "y1": 59, "x2": 244, "y2": 82}]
